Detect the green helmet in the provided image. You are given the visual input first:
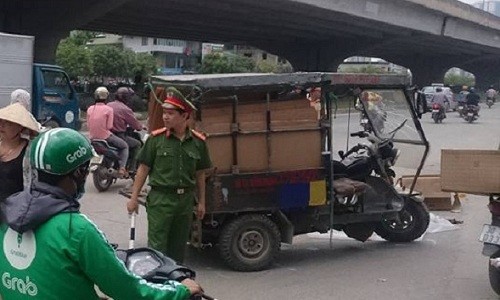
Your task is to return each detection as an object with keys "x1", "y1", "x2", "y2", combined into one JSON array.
[{"x1": 31, "y1": 128, "x2": 94, "y2": 175}]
